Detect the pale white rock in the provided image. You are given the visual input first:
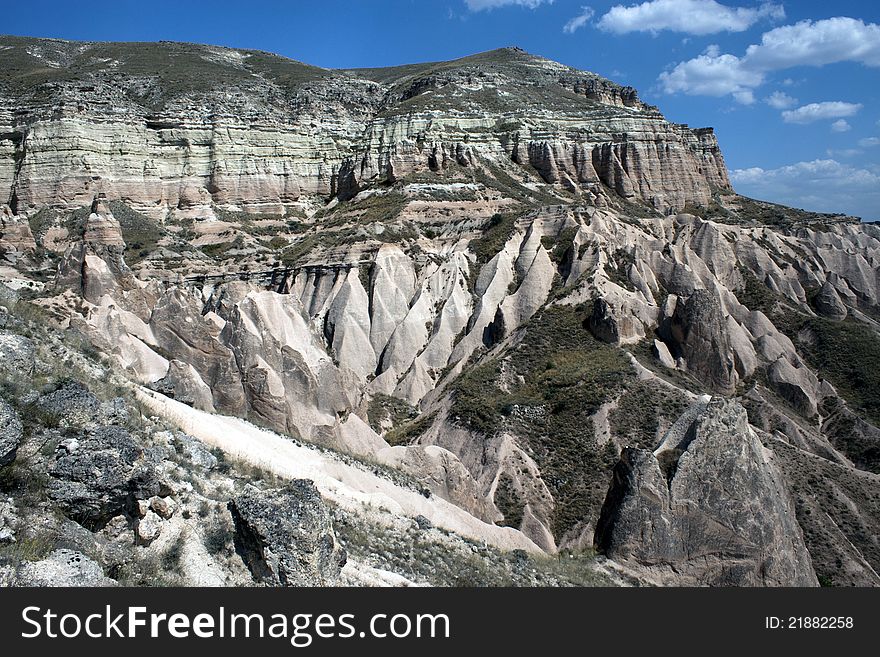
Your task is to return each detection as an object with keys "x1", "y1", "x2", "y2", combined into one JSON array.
[
  {"x1": 136, "y1": 510, "x2": 164, "y2": 544},
  {"x1": 653, "y1": 339, "x2": 676, "y2": 369}
]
